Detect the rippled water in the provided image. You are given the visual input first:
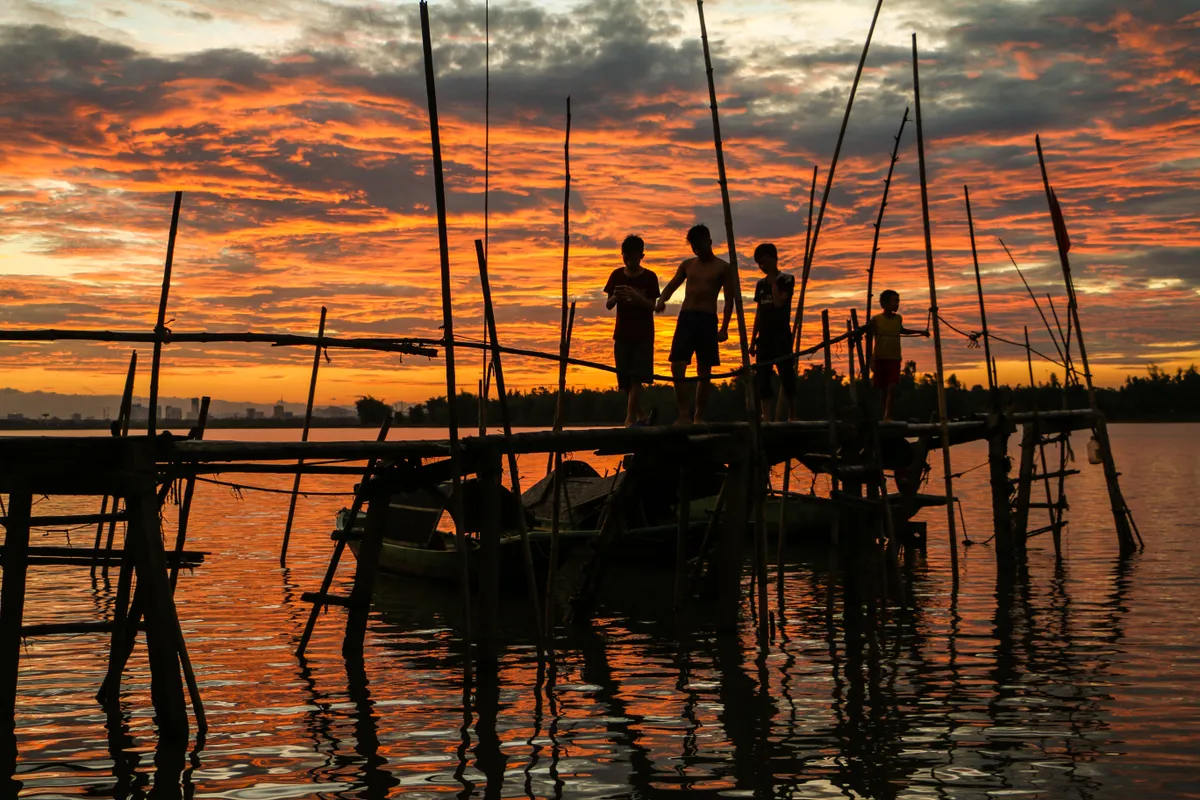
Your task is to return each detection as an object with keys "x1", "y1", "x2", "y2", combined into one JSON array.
[{"x1": 6, "y1": 424, "x2": 1199, "y2": 798}]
